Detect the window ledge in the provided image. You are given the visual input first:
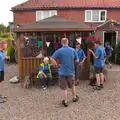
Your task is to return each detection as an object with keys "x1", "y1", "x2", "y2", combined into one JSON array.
[{"x1": 85, "y1": 21, "x2": 106, "y2": 23}]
